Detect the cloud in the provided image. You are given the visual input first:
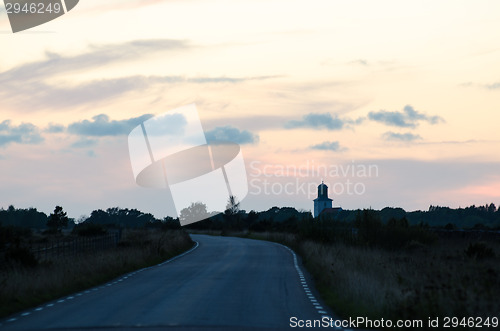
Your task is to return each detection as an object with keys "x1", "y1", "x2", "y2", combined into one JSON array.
[
  {"x1": 1, "y1": 75, "x2": 171, "y2": 111},
  {"x1": 0, "y1": 39, "x2": 191, "y2": 111},
  {"x1": 285, "y1": 113, "x2": 346, "y2": 130},
  {"x1": 383, "y1": 132, "x2": 422, "y2": 142},
  {"x1": 350, "y1": 59, "x2": 368, "y2": 66},
  {"x1": 0, "y1": 39, "x2": 190, "y2": 83},
  {"x1": 310, "y1": 141, "x2": 341, "y2": 151},
  {"x1": 462, "y1": 81, "x2": 500, "y2": 90},
  {"x1": 45, "y1": 123, "x2": 65, "y2": 133},
  {"x1": 204, "y1": 115, "x2": 288, "y2": 132},
  {"x1": 144, "y1": 113, "x2": 187, "y2": 137},
  {"x1": 70, "y1": 138, "x2": 99, "y2": 149},
  {"x1": 0, "y1": 120, "x2": 44, "y2": 147},
  {"x1": 188, "y1": 75, "x2": 281, "y2": 83},
  {"x1": 68, "y1": 114, "x2": 154, "y2": 137},
  {"x1": 205, "y1": 126, "x2": 259, "y2": 144},
  {"x1": 485, "y1": 82, "x2": 500, "y2": 89},
  {"x1": 0, "y1": 38, "x2": 281, "y2": 112},
  {"x1": 368, "y1": 105, "x2": 444, "y2": 128},
  {"x1": 417, "y1": 139, "x2": 482, "y2": 145},
  {"x1": 0, "y1": 60, "x2": 279, "y2": 111}
]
